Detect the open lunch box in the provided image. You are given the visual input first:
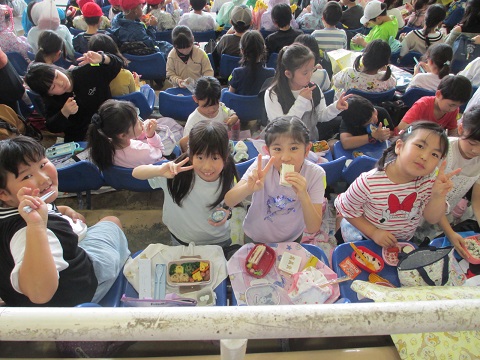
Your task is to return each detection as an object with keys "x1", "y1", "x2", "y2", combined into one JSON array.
[{"x1": 167, "y1": 259, "x2": 212, "y2": 286}]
